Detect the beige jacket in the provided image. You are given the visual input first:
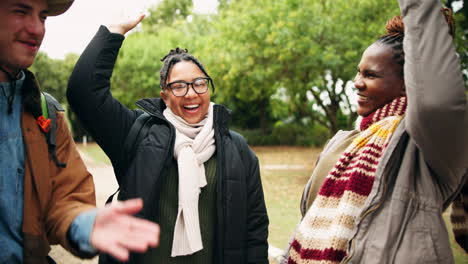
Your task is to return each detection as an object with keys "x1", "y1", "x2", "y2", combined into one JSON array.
[{"x1": 283, "y1": 0, "x2": 468, "y2": 263}]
